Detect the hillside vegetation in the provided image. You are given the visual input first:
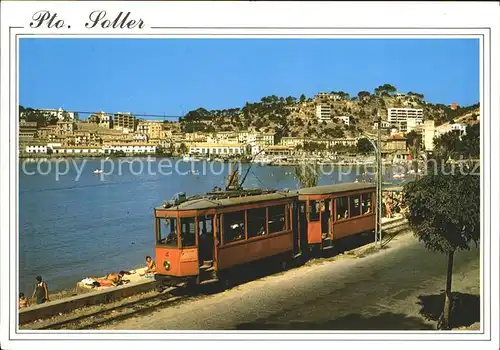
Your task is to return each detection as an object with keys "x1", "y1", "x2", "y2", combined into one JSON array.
[{"x1": 179, "y1": 84, "x2": 479, "y2": 140}]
